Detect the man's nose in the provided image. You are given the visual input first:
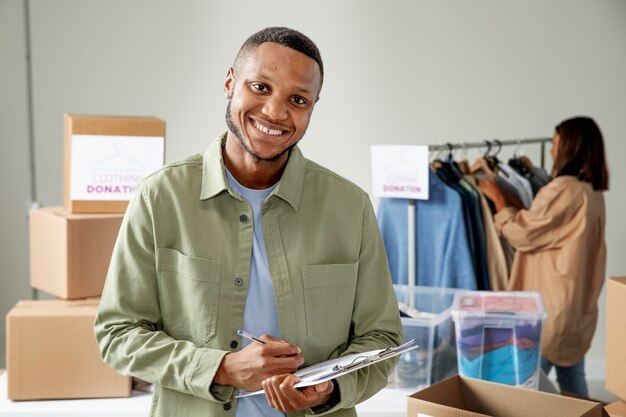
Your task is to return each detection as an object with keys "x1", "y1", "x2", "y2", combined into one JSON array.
[{"x1": 262, "y1": 96, "x2": 288, "y2": 121}]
